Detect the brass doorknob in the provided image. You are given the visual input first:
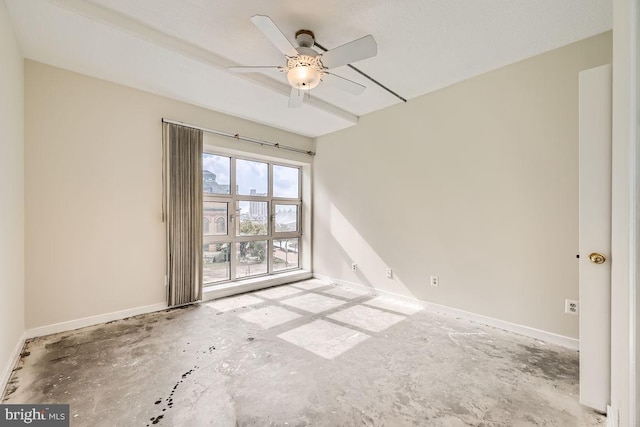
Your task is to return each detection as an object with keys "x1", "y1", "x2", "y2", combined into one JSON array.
[{"x1": 589, "y1": 253, "x2": 606, "y2": 264}]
